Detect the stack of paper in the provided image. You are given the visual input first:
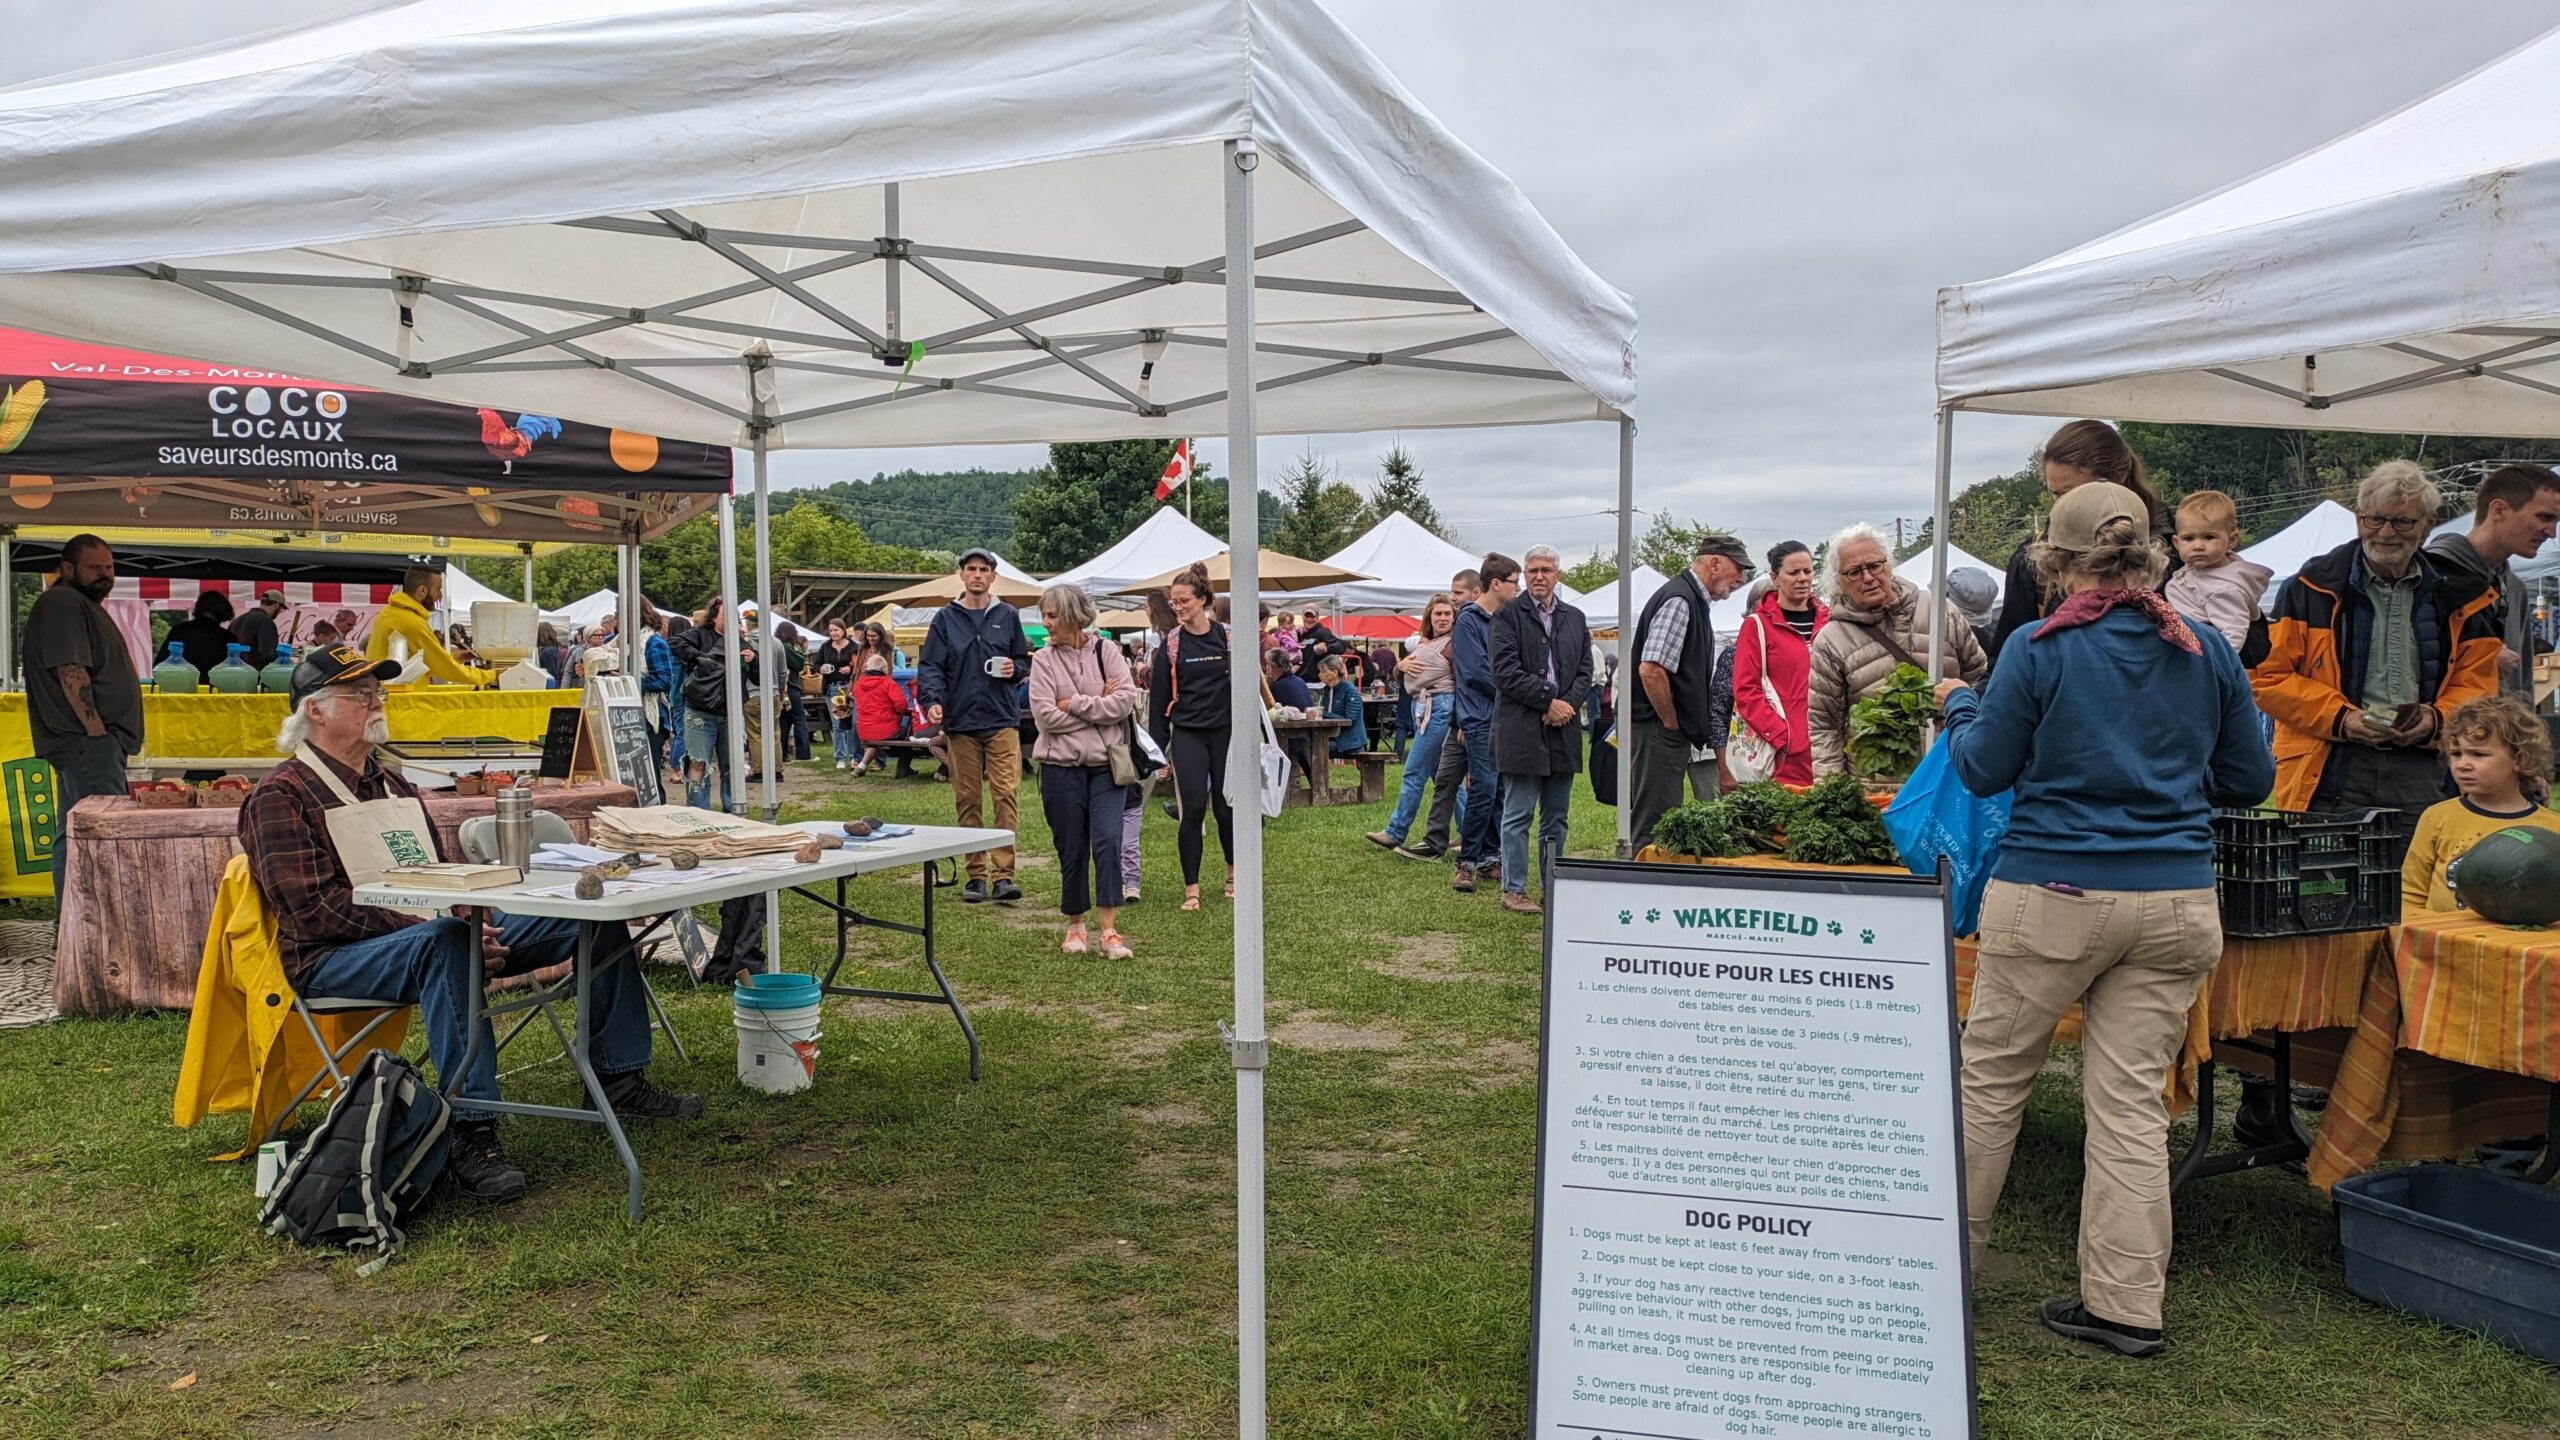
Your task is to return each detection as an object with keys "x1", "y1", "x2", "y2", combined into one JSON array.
[{"x1": 590, "y1": 805, "x2": 814, "y2": 859}]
